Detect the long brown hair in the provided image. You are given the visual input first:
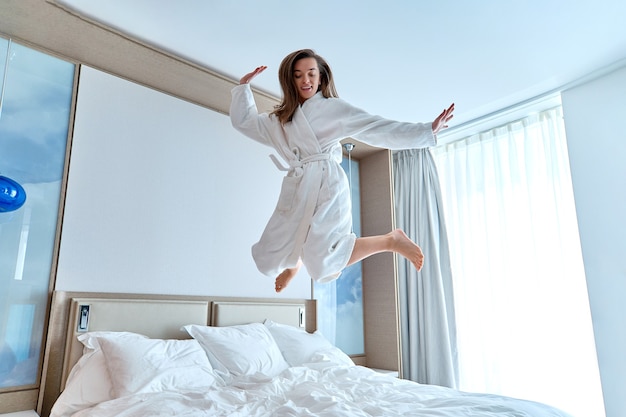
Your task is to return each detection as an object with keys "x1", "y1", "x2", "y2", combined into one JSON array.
[{"x1": 272, "y1": 49, "x2": 339, "y2": 125}]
